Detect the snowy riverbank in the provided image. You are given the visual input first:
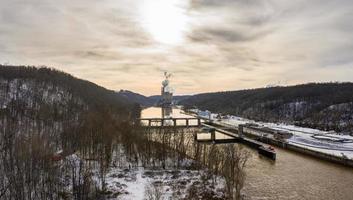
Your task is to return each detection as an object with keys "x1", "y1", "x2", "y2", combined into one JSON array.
[{"x1": 191, "y1": 109, "x2": 353, "y2": 160}]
